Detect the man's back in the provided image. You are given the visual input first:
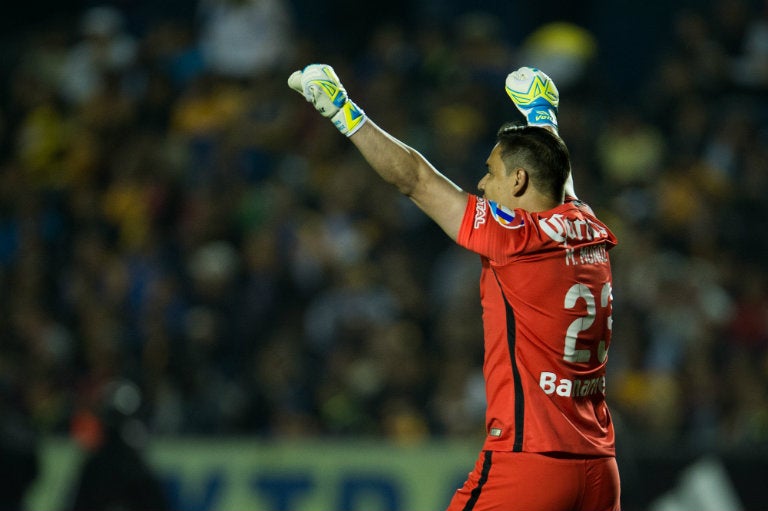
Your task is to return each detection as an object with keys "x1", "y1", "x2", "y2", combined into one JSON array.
[{"x1": 458, "y1": 196, "x2": 617, "y2": 455}]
